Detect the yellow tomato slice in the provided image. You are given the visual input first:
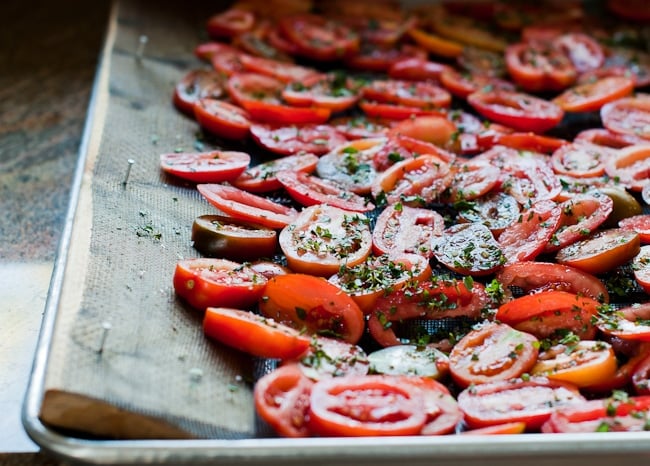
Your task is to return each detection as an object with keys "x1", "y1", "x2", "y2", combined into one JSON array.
[{"x1": 407, "y1": 28, "x2": 464, "y2": 59}]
